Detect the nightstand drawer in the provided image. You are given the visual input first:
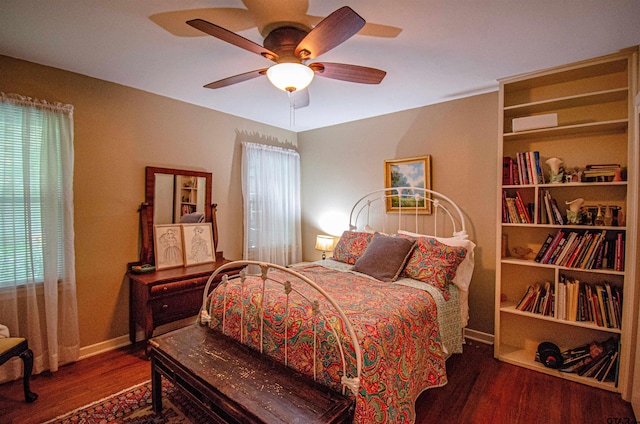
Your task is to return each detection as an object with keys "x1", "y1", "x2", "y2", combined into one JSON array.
[
  {"x1": 150, "y1": 276, "x2": 207, "y2": 298},
  {"x1": 151, "y1": 289, "x2": 203, "y2": 324}
]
